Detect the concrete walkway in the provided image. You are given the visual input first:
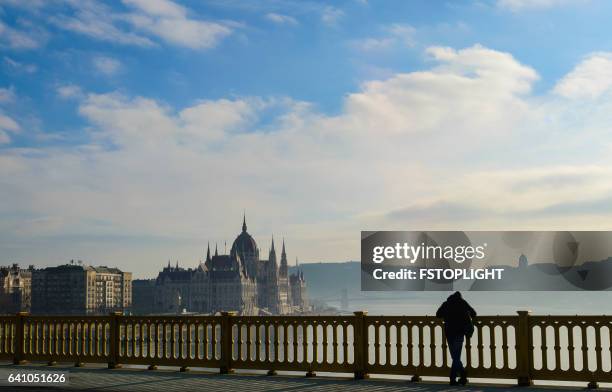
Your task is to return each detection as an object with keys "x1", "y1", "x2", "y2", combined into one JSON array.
[{"x1": 0, "y1": 363, "x2": 608, "y2": 392}]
